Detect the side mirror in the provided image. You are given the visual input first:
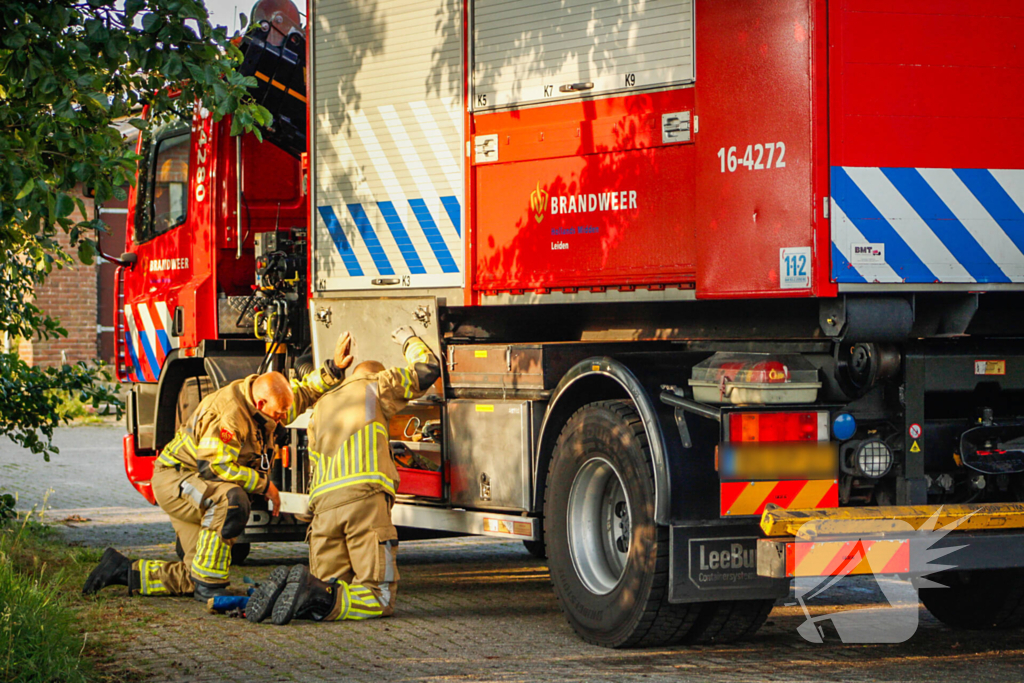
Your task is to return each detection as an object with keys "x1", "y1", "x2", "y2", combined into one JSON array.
[{"x1": 119, "y1": 252, "x2": 138, "y2": 265}]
